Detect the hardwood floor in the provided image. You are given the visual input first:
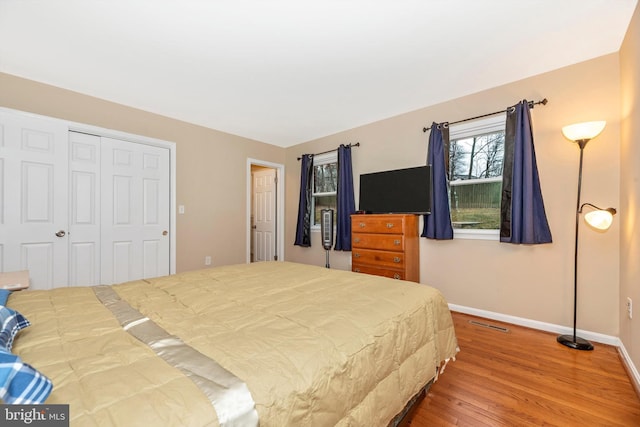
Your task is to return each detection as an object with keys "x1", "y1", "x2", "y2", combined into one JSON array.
[{"x1": 410, "y1": 311, "x2": 640, "y2": 426}]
